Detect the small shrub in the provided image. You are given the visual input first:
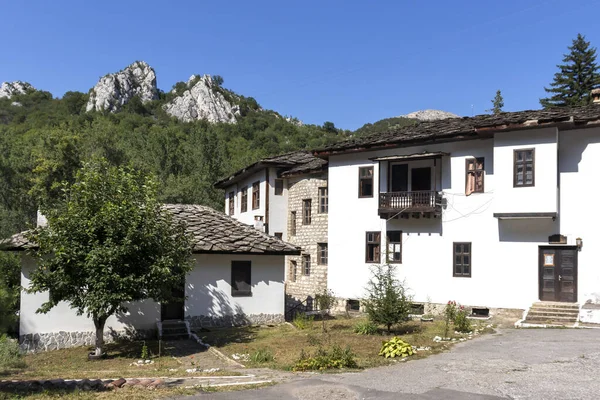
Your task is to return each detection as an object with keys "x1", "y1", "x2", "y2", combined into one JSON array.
[
  {"x1": 379, "y1": 337, "x2": 414, "y2": 358},
  {"x1": 293, "y1": 312, "x2": 313, "y2": 330},
  {"x1": 292, "y1": 345, "x2": 358, "y2": 371},
  {"x1": 444, "y1": 300, "x2": 457, "y2": 338},
  {"x1": 140, "y1": 342, "x2": 149, "y2": 359},
  {"x1": 0, "y1": 335, "x2": 25, "y2": 372},
  {"x1": 250, "y1": 348, "x2": 274, "y2": 363},
  {"x1": 454, "y1": 306, "x2": 472, "y2": 333},
  {"x1": 353, "y1": 320, "x2": 378, "y2": 335}
]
